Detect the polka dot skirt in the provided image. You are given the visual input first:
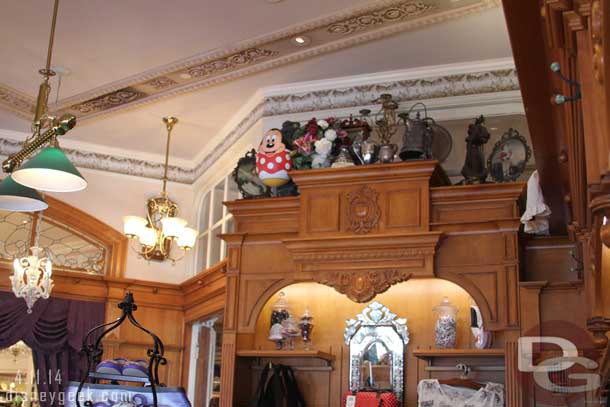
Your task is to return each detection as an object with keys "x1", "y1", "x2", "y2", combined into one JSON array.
[{"x1": 256, "y1": 151, "x2": 293, "y2": 176}]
